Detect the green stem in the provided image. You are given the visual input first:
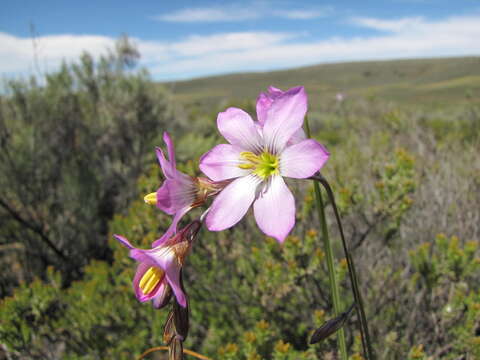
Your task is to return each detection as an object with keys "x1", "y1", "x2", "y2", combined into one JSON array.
[
  {"x1": 315, "y1": 174, "x2": 375, "y2": 359},
  {"x1": 305, "y1": 119, "x2": 348, "y2": 360}
]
